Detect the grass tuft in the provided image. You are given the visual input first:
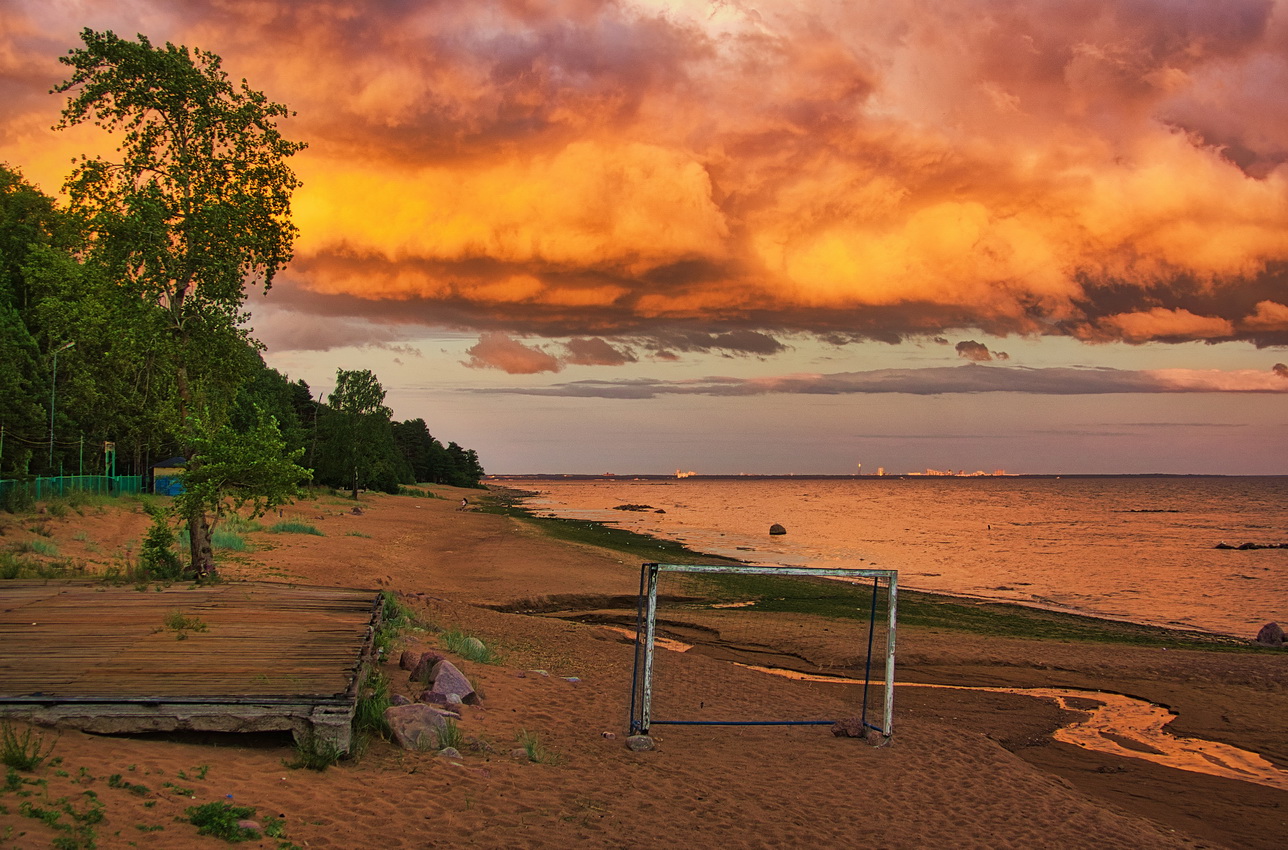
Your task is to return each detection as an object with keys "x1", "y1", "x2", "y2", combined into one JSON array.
[
  {"x1": 285, "y1": 731, "x2": 342, "y2": 771},
  {"x1": 0, "y1": 721, "x2": 56, "y2": 771},
  {"x1": 267, "y1": 521, "x2": 323, "y2": 536},
  {"x1": 440, "y1": 628, "x2": 500, "y2": 664}
]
